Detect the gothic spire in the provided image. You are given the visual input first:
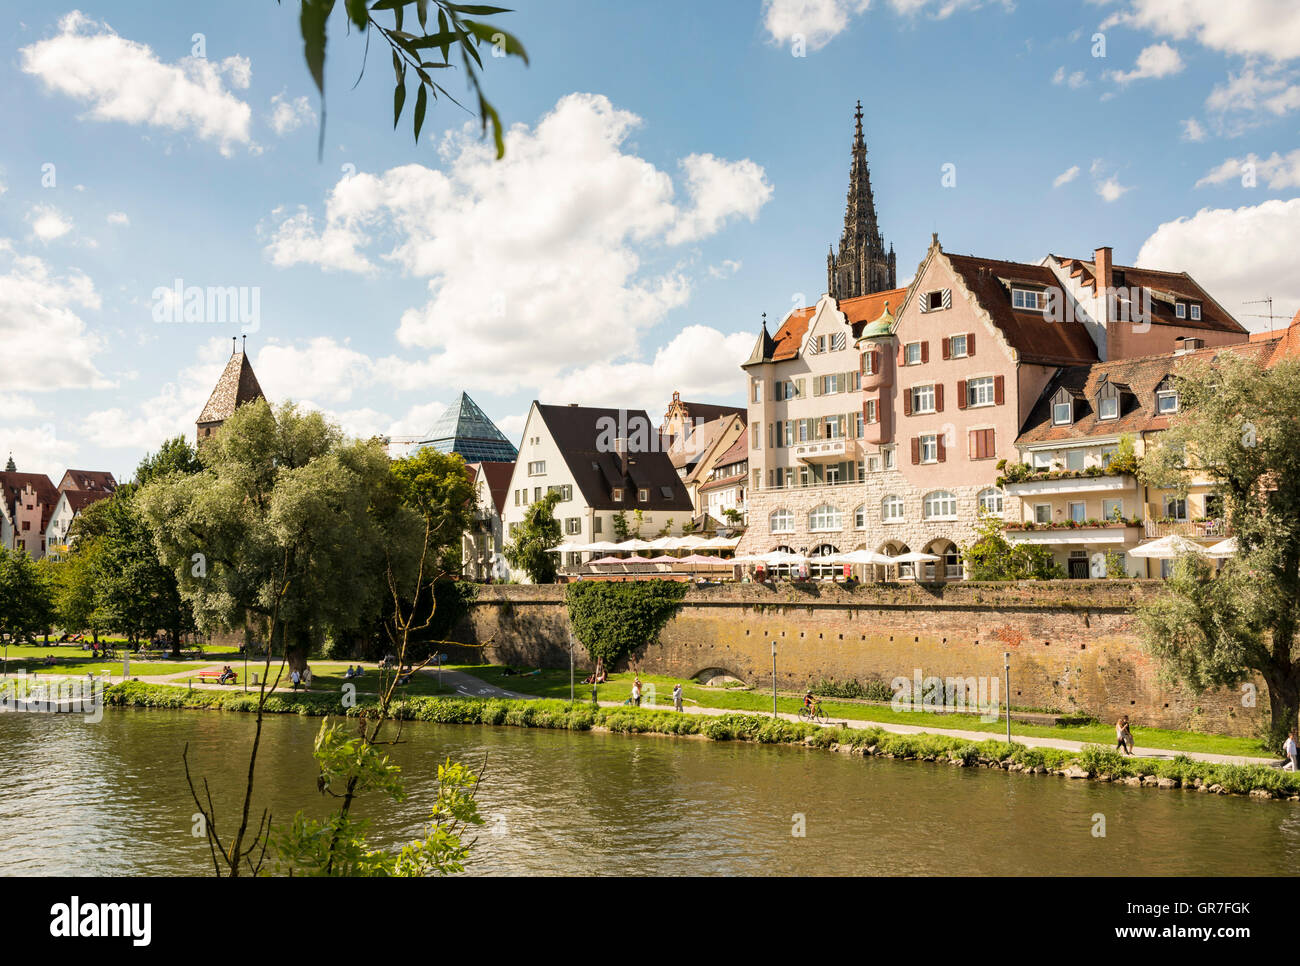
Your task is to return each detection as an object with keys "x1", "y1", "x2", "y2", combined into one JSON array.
[{"x1": 828, "y1": 101, "x2": 895, "y2": 300}]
